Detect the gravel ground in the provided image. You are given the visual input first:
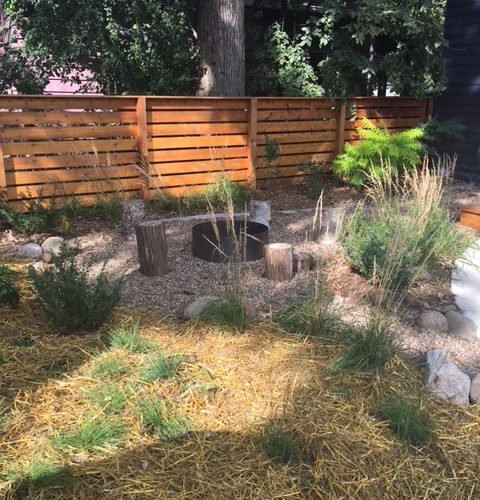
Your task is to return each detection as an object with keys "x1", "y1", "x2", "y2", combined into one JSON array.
[{"x1": 2, "y1": 181, "x2": 480, "y2": 372}]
